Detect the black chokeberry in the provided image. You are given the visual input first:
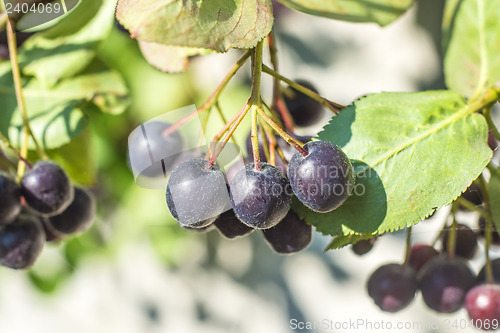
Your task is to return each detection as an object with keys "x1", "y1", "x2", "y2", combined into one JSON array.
[
  {"x1": 288, "y1": 141, "x2": 354, "y2": 213},
  {"x1": 418, "y1": 256, "x2": 475, "y2": 313},
  {"x1": 477, "y1": 259, "x2": 500, "y2": 284},
  {"x1": 441, "y1": 223, "x2": 478, "y2": 260},
  {"x1": 166, "y1": 158, "x2": 230, "y2": 228},
  {"x1": 262, "y1": 210, "x2": 312, "y2": 254},
  {"x1": 214, "y1": 209, "x2": 254, "y2": 239},
  {"x1": 230, "y1": 163, "x2": 291, "y2": 229},
  {"x1": 283, "y1": 80, "x2": 323, "y2": 127},
  {"x1": 408, "y1": 243, "x2": 438, "y2": 272},
  {"x1": 0, "y1": 214, "x2": 45, "y2": 269},
  {"x1": 21, "y1": 161, "x2": 74, "y2": 216},
  {"x1": 366, "y1": 264, "x2": 417, "y2": 312},
  {"x1": 351, "y1": 238, "x2": 376, "y2": 256},
  {"x1": 0, "y1": 173, "x2": 21, "y2": 225},
  {"x1": 48, "y1": 187, "x2": 96, "y2": 235}
]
